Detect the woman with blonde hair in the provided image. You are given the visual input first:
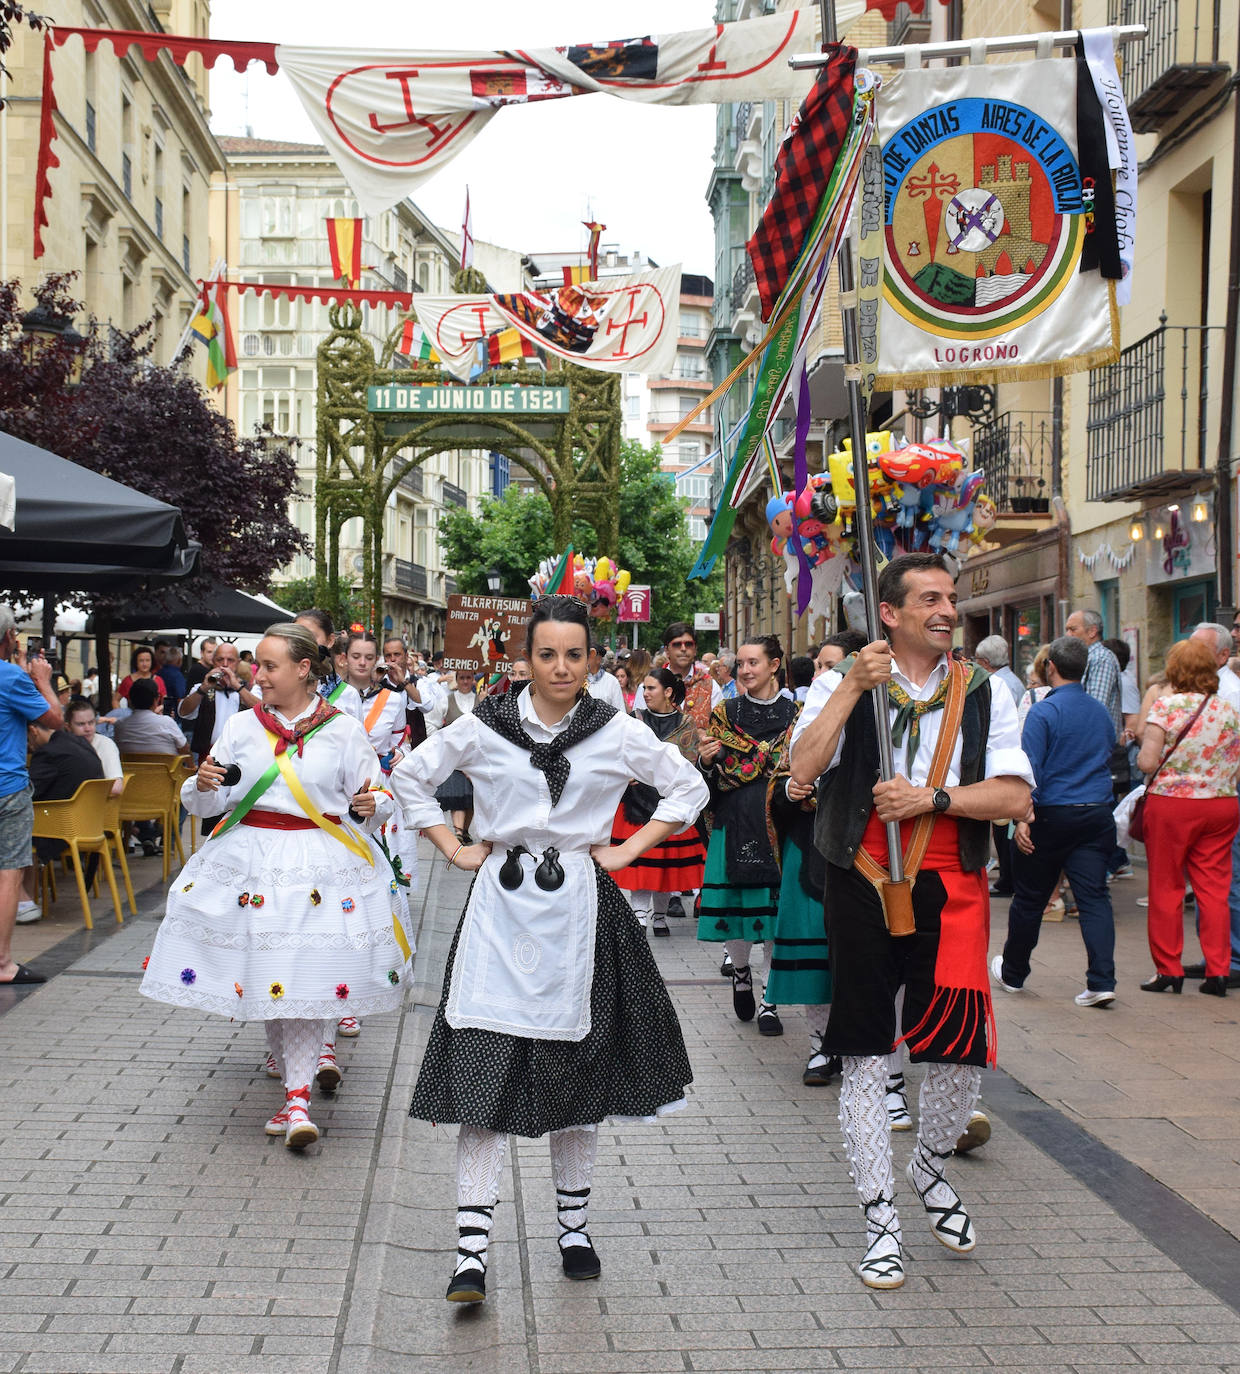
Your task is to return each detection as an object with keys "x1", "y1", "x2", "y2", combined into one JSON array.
[
  {"x1": 140, "y1": 622, "x2": 411, "y2": 1149},
  {"x1": 1136, "y1": 638, "x2": 1240, "y2": 996}
]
